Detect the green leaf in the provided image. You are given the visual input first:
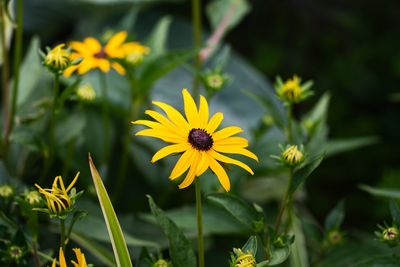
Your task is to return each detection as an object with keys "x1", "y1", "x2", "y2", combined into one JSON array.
[
  {"x1": 290, "y1": 153, "x2": 325, "y2": 194},
  {"x1": 206, "y1": 0, "x2": 251, "y2": 33},
  {"x1": 88, "y1": 154, "x2": 133, "y2": 267},
  {"x1": 359, "y1": 184, "x2": 400, "y2": 199},
  {"x1": 55, "y1": 112, "x2": 86, "y2": 146},
  {"x1": 324, "y1": 201, "x2": 345, "y2": 231},
  {"x1": 147, "y1": 195, "x2": 196, "y2": 267},
  {"x1": 389, "y1": 201, "x2": 400, "y2": 225},
  {"x1": 146, "y1": 16, "x2": 172, "y2": 59},
  {"x1": 70, "y1": 231, "x2": 117, "y2": 267},
  {"x1": 289, "y1": 213, "x2": 309, "y2": 267},
  {"x1": 304, "y1": 92, "x2": 330, "y2": 124},
  {"x1": 325, "y1": 137, "x2": 378, "y2": 157},
  {"x1": 207, "y1": 193, "x2": 265, "y2": 233},
  {"x1": 262, "y1": 246, "x2": 291, "y2": 266}
]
